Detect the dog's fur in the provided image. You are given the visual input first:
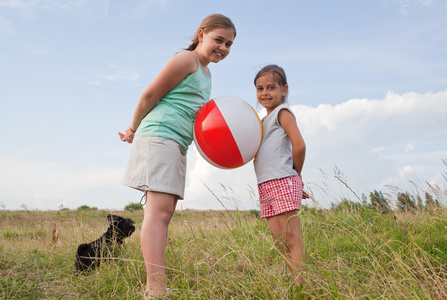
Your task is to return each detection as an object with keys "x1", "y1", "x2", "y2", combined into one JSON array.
[{"x1": 74, "y1": 214, "x2": 135, "y2": 272}]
